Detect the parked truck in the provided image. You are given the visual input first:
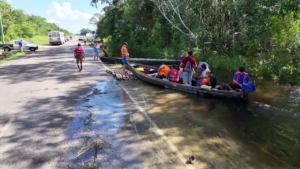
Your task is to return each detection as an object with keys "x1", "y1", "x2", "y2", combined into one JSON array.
[{"x1": 0, "y1": 40, "x2": 39, "y2": 52}]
